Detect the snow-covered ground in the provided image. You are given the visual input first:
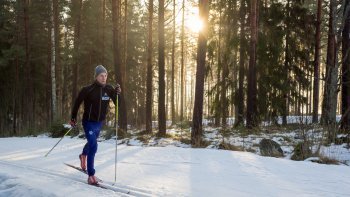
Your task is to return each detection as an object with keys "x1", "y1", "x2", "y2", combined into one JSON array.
[
  {"x1": 195, "y1": 115, "x2": 342, "y2": 127},
  {"x1": 1, "y1": 137, "x2": 350, "y2": 196},
  {"x1": 200, "y1": 127, "x2": 350, "y2": 164},
  {"x1": 117, "y1": 126, "x2": 350, "y2": 166}
]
